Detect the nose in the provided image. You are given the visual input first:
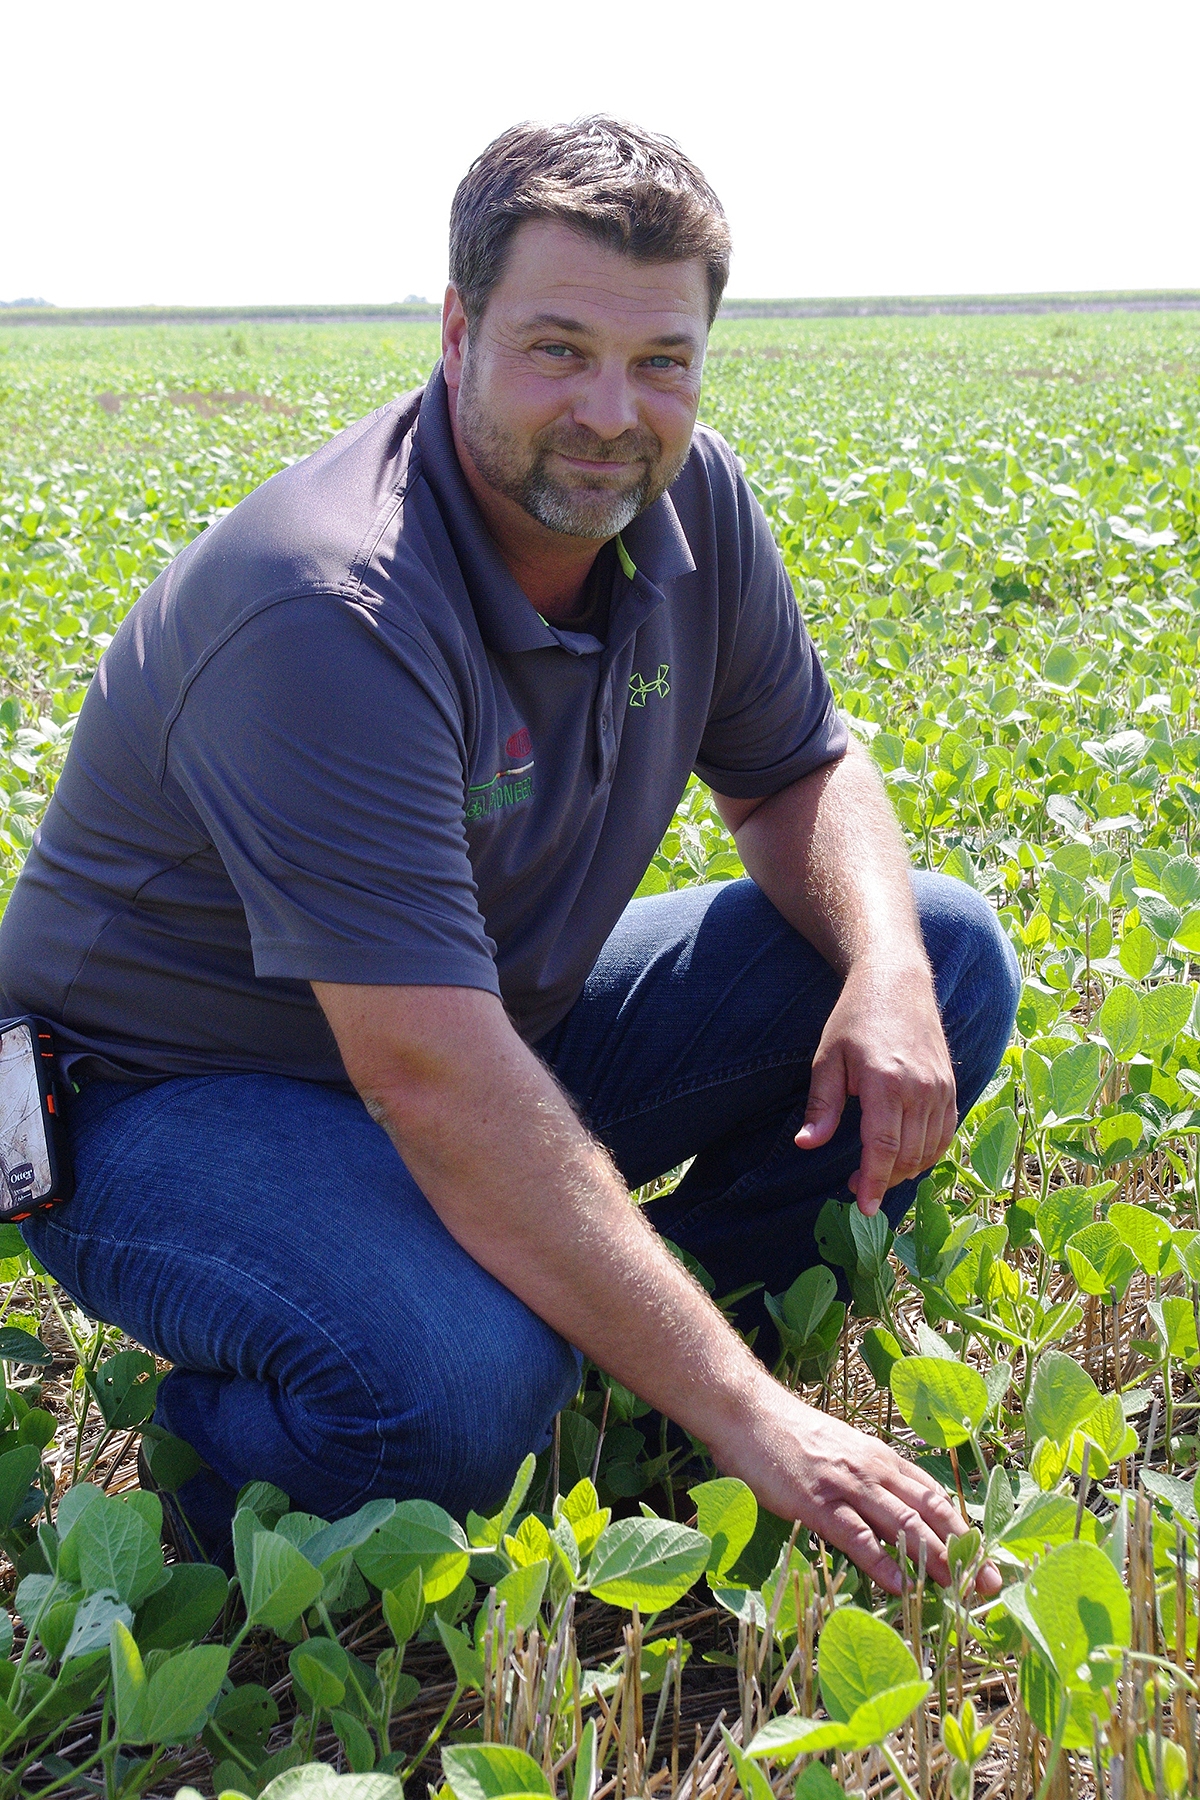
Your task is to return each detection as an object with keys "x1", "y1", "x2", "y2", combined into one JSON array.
[{"x1": 571, "y1": 359, "x2": 641, "y2": 443}]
